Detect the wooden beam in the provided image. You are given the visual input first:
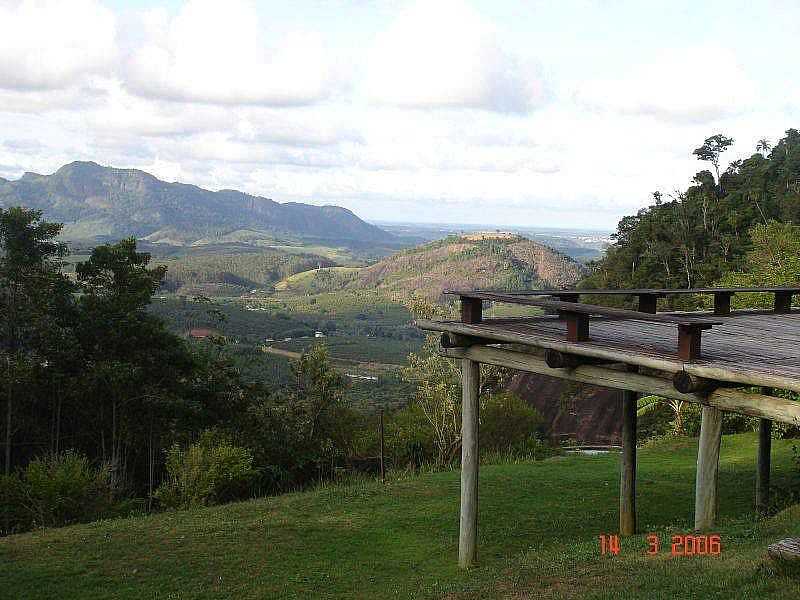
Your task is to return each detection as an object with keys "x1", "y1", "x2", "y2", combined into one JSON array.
[
  {"x1": 438, "y1": 345, "x2": 800, "y2": 426},
  {"x1": 459, "y1": 359, "x2": 480, "y2": 569},
  {"x1": 620, "y1": 373, "x2": 637, "y2": 536},
  {"x1": 673, "y1": 372, "x2": 720, "y2": 394},
  {"x1": 757, "y1": 386, "x2": 773, "y2": 515},
  {"x1": 440, "y1": 332, "x2": 493, "y2": 348},
  {"x1": 695, "y1": 406, "x2": 723, "y2": 531},
  {"x1": 544, "y1": 349, "x2": 611, "y2": 369},
  {"x1": 460, "y1": 296, "x2": 483, "y2": 324}
]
